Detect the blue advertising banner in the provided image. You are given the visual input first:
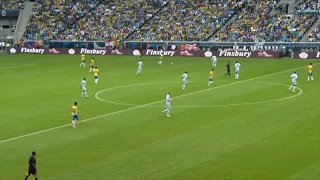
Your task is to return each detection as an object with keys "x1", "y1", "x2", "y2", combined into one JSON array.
[{"x1": 1, "y1": 10, "x2": 20, "y2": 17}]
